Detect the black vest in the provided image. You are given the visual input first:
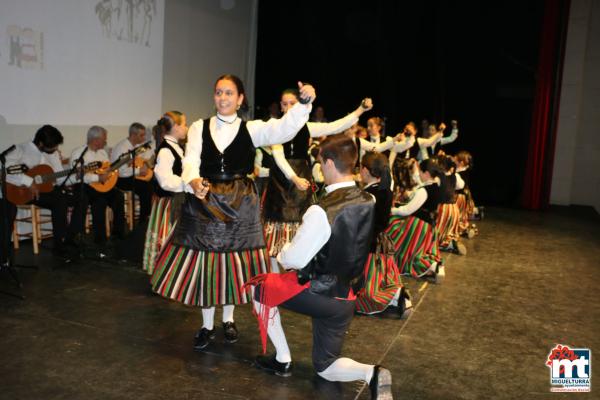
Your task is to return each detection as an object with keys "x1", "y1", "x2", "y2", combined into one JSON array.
[
  {"x1": 258, "y1": 147, "x2": 274, "y2": 170},
  {"x1": 283, "y1": 124, "x2": 310, "y2": 161},
  {"x1": 199, "y1": 119, "x2": 255, "y2": 180},
  {"x1": 364, "y1": 183, "x2": 392, "y2": 239},
  {"x1": 298, "y1": 185, "x2": 375, "y2": 298},
  {"x1": 440, "y1": 174, "x2": 456, "y2": 204},
  {"x1": 354, "y1": 137, "x2": 362, "y2": 169},
  {"x1": 153, "y1": 139, "x2": 183, "y2": 198},
  {"x1": 457, "y1": 169, "x2": 470, "y2": 195},
  {"x1": 413, "y1": 182, "x2": 442, "y2": 225}
]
